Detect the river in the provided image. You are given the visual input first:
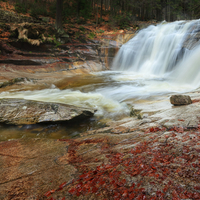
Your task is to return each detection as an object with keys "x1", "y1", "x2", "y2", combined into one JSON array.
[{"x1": 1, "y1": 20, "x2": 200, "y2": 141}]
